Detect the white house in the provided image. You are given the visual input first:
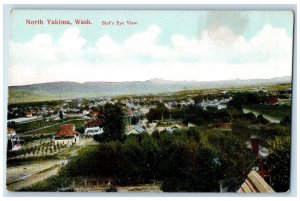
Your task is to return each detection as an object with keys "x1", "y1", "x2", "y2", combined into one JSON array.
[
  {"x1": 12, "y1": 143, "x2": 22, "y2": 151},
  {"x1": 165, "y1": 124, "x2": 183, "y2": 133},
  {"x1": 7, "y1": 128, "x2": 21, "y2": 151},
  {"x1": 82, "y1": 110, "x2": 90, "y2": 116},
  {"x1": 84, "y1": 119, "x2": 103, "y2": 135}
]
